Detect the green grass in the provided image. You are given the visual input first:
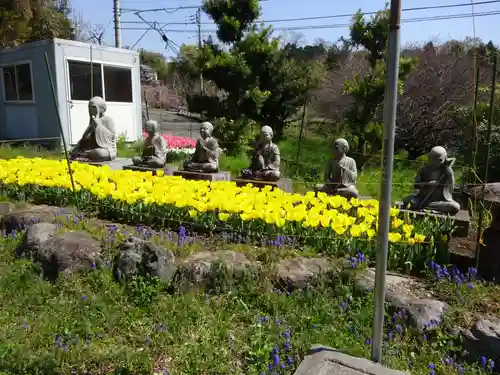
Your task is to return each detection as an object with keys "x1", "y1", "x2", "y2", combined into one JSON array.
[
  {"x1": 0, "y1": 211, "x2": 498, "y2": 375},
  {"x1": 0, "y1": 142, "x2": 139, "y2": 160}
]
